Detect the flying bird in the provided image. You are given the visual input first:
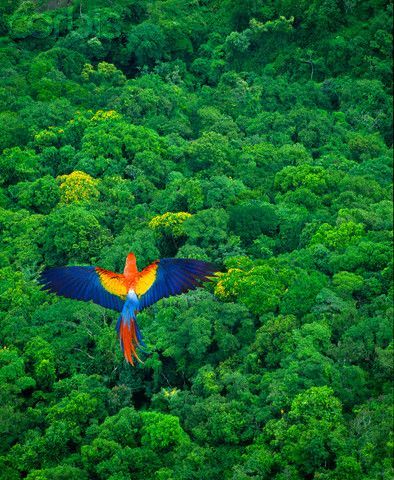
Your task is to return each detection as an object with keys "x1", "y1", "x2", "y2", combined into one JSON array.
[{"x1": 39, "y1": 253, "x2": 216, "y2": 365}]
